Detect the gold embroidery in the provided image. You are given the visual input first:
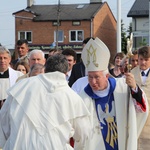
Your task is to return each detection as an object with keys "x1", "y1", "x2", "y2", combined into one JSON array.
[
  {"x1": 86, "y1": 44, "x2": 99, "y2": 67},
  {"x1": 105, "y1": 104, "x2": 118, "y2": 148}
]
